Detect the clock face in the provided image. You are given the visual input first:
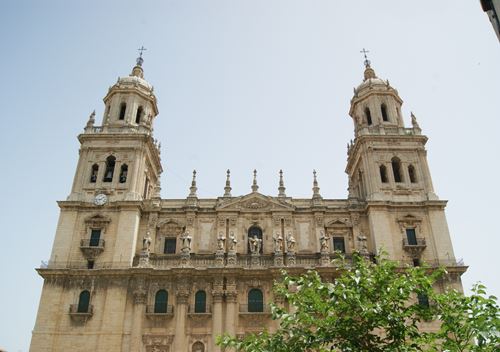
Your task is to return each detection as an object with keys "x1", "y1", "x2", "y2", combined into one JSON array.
[{"x1": 94, "y1": 194, "x2": 108, "y2": 206}]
